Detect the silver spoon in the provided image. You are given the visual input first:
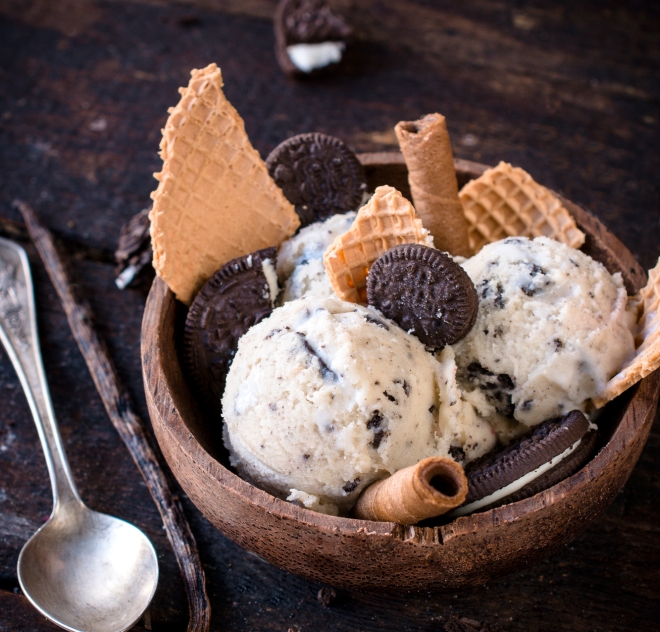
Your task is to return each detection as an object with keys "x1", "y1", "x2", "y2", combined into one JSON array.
[{"x1": 0, "y1": 237, "x2": 159, "y2": 632}]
